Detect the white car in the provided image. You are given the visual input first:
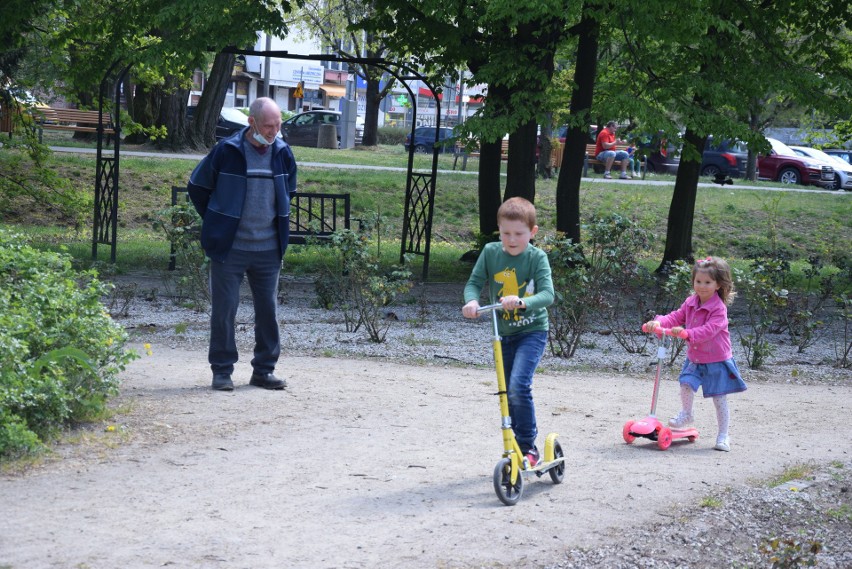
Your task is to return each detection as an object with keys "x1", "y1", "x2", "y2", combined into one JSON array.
[{"x1": 790, "y1": 145, "x2": 852, "y2": 191}]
